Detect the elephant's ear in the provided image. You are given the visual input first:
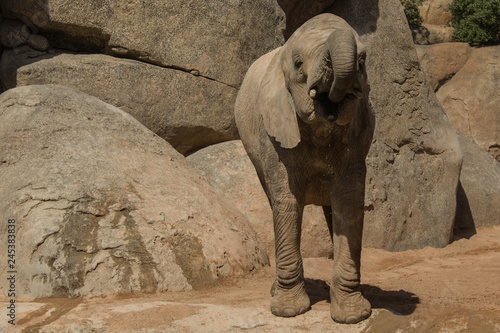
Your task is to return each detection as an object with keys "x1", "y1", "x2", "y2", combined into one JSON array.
[{"x1": 259, "y1": 50, "x2": 301, "y2": 149}]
